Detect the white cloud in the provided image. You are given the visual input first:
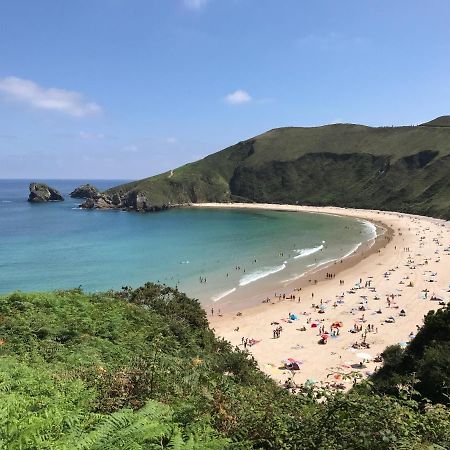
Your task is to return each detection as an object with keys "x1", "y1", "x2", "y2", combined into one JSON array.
[
  {"x1": 224, "y1": 89, "x2": 252, "y2": 105},
  {"x1": 184, "y1": 0, "x2": 209, "y2": 10},
  {"x1": 0, "y1": 76, "x2": 102, "y2": 117},
  {"x1": 122, "y1": 144, "x2": 139, "y2": 153},
  {"x1": 78, "y1": 131, "x2": 105, "y2": 140}
]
